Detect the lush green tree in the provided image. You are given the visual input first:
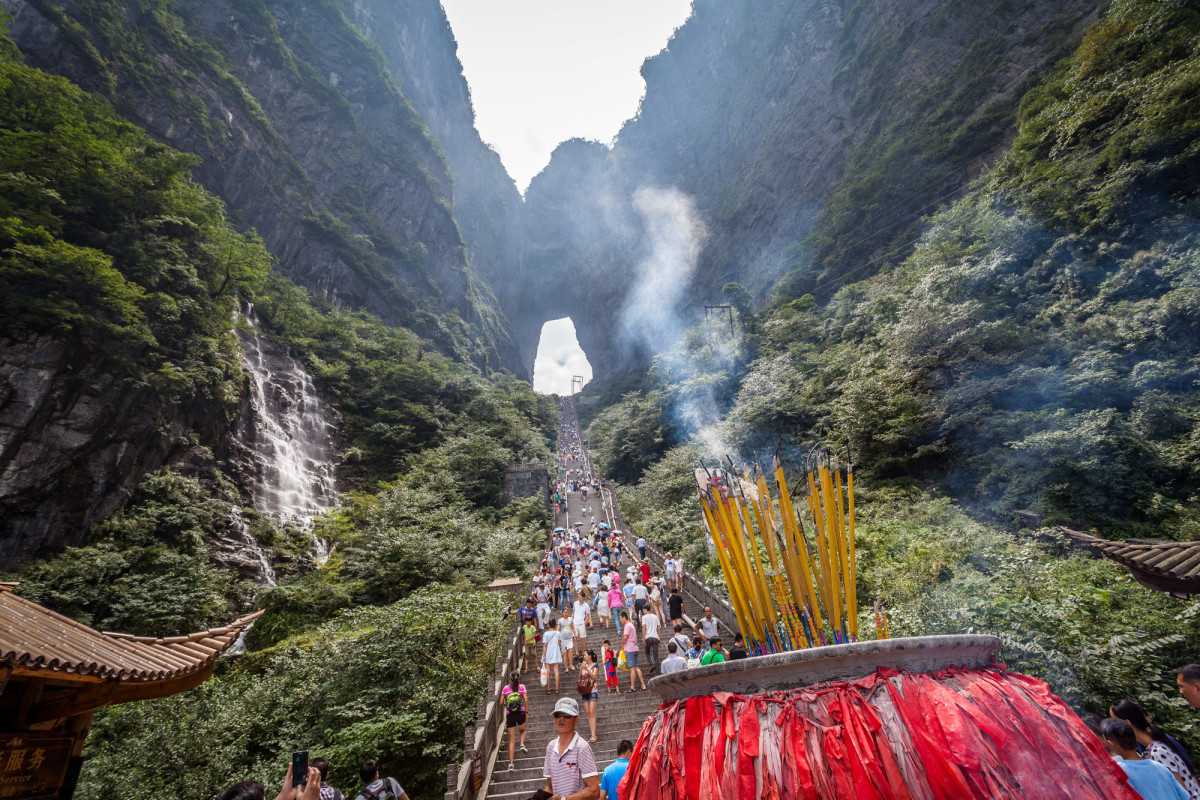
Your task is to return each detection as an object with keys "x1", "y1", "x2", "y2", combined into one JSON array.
[
  {"x1": 15, "y1": 470, "x2": 236, "y2": 635},
  {"x1": 586, "y1": 391, "x2": 675, "y2": 483},
  {"x1": 77, "y1": 587, "x2": 511, "y2": 800}
]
